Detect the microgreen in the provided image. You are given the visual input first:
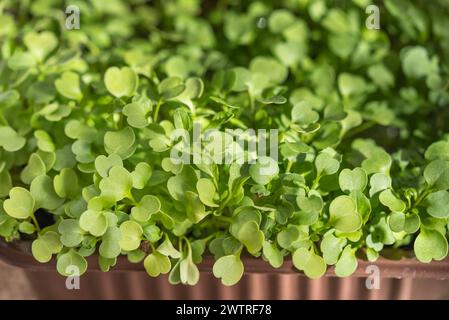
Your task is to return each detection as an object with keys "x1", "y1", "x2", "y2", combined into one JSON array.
[{"x1": 1, "y1": 0, "x2": 449, "y2": 286}]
